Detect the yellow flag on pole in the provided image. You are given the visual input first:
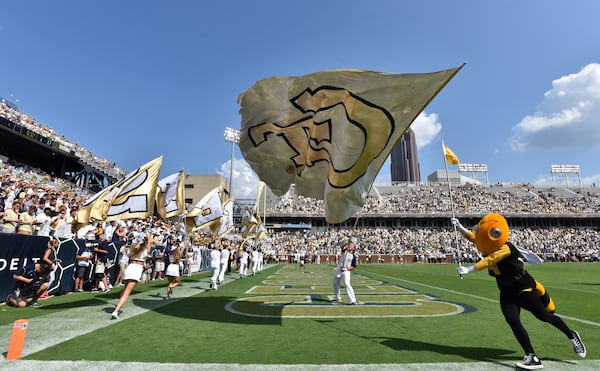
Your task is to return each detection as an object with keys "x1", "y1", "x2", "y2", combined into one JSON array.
[{"x1": 443, "y1": 142, "x2": 460, "y2": 165}]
